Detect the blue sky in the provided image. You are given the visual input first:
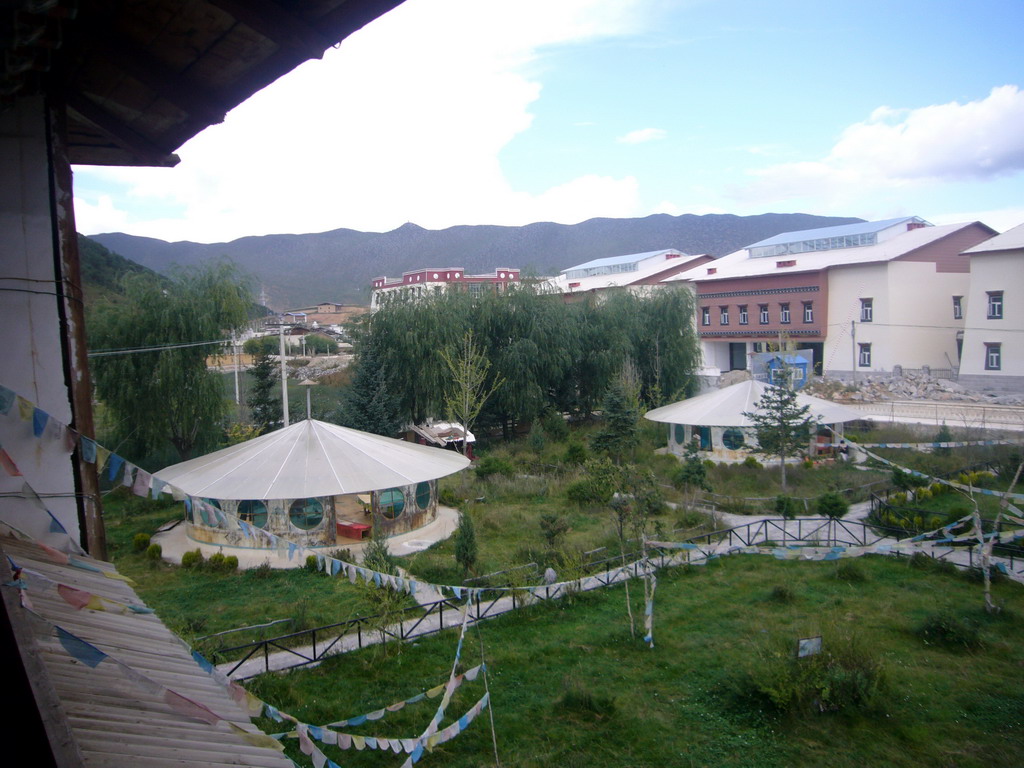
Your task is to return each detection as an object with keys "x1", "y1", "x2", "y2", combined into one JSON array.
[{"x1": 73, "y1": 0, "x2": 1024, "y2": 243}]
